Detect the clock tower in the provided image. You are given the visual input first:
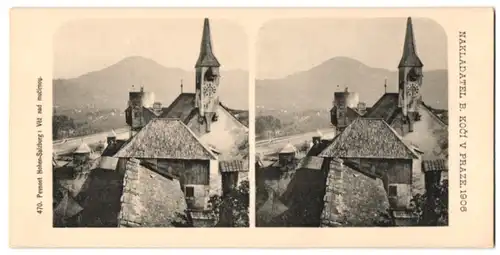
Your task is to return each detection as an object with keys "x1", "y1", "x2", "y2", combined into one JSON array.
[
  {"x1": 398, "y1": 17, "x2": 423, "y2": 118},
  {"x1": 195, "y1": 18, "x2": 221, "y2": 132}
]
